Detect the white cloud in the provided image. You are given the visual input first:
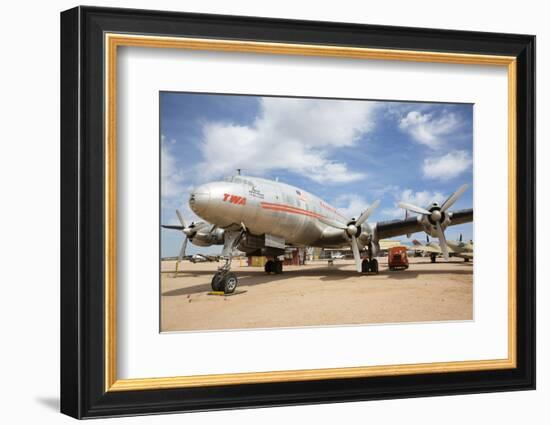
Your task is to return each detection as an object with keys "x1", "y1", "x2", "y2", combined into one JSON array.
[
  {"x1": 333, "y1": 194, "x2": 372, "y2": 221},
  {"x1": 198, "y1": 98, "x2": 378, "y2": 184},
  {"x1": 399, "y1": 188, "x2": 446, "y2": 209},
  {"x1": 422, "y1": 150, "x2": 472, "y2": 181},
  {"x1": 161, "y1": 135, "x2": 185, "y2": 199},
  {"x1": 399, "y1": 110, "x2": 462, "y2": 149}
]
